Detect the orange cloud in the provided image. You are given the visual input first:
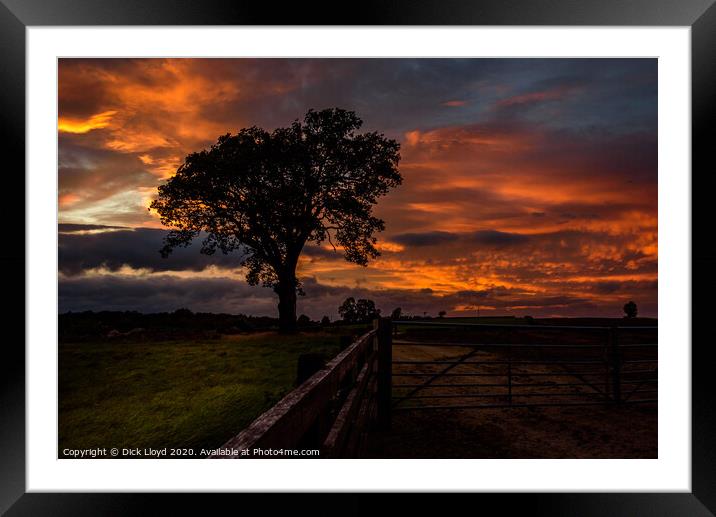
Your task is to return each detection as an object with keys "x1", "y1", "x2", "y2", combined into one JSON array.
[
  {"x1": 58, "y1": 110, "x2": 117, "y2": 134},
  {"x1": 442, "y1": 100, "x2": 467, "y2": 107},
  {"x1": 498, "y1": 90, "x2": 563, "y2": 107},
  {"x1": 59, "y1": 193, "x2": 81, "y2": 207},
  {"x1": 496, "y1": 82, "x2": 582, "y2": 109}
]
